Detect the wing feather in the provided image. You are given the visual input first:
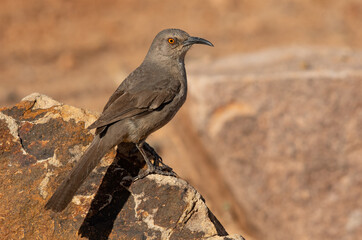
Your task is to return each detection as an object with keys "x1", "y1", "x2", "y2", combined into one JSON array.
[{"x1": 88, "y1": 76, "x2": 180, "y2": 131}]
